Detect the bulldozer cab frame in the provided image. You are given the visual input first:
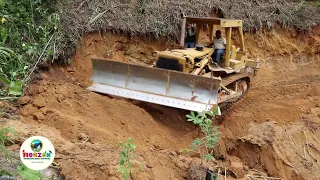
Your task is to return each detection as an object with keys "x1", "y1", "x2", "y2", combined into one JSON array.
[{"x1": 180, "y1": 17, "x2": 245, "y2": 68}]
